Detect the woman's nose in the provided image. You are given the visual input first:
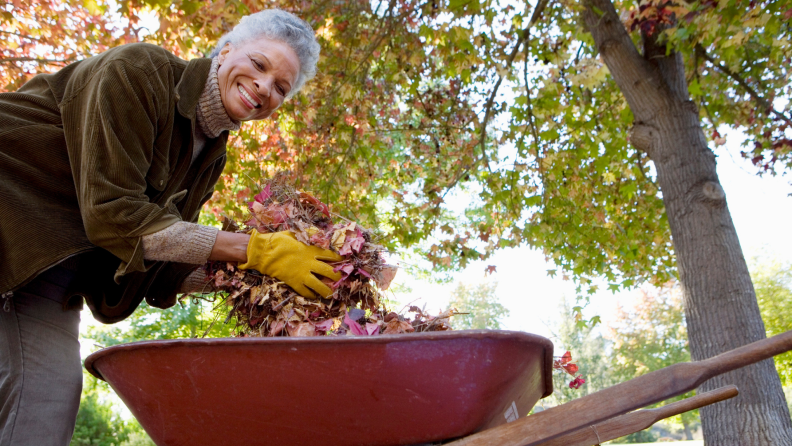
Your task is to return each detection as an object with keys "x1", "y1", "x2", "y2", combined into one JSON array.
[{"x1": 253, "y1": 76, "x2": 272, "y2": 99}]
